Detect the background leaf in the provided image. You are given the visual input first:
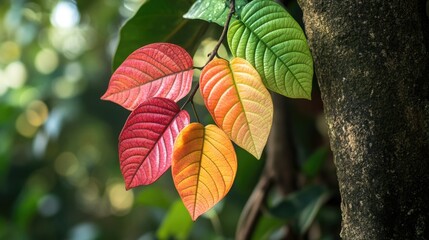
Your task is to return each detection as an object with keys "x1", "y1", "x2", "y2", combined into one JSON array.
[
  {"x1": 200, "y1": 57, "x2": 273, "y2": 159},
  {"x1": 135, "y1": 185, "x2": 174, "y2": 209},
  {"x1": 183, "y1": 0, "x2": 248, "y2": 26},
  {"x1": 302, "y1": 147, "x2": 329, "y2": 178},
  {"x1": 102, "y1": 43, "x2": 193, "y2": 110},
  {"x1": 113, "y1": 0, "x2": 208, "y2": 70},
  {"x1": 119, "y1": 98, "x2": 190, "y2": 189},
  {"x1": 228, "y1": 0, "x2": 313, "y2": 99},
  {"x1": 172, "y1": 123, "x2": 237, "y2": 220},
  {"x1": 157, "y1": 200, "x2": 193, "y2": 239},
  {"x1": 251, "y1": 215, "x2": 285, "y2": 240},
  {"x1": 269, "y1": 185, "x2": 330, "y2": 234}
]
